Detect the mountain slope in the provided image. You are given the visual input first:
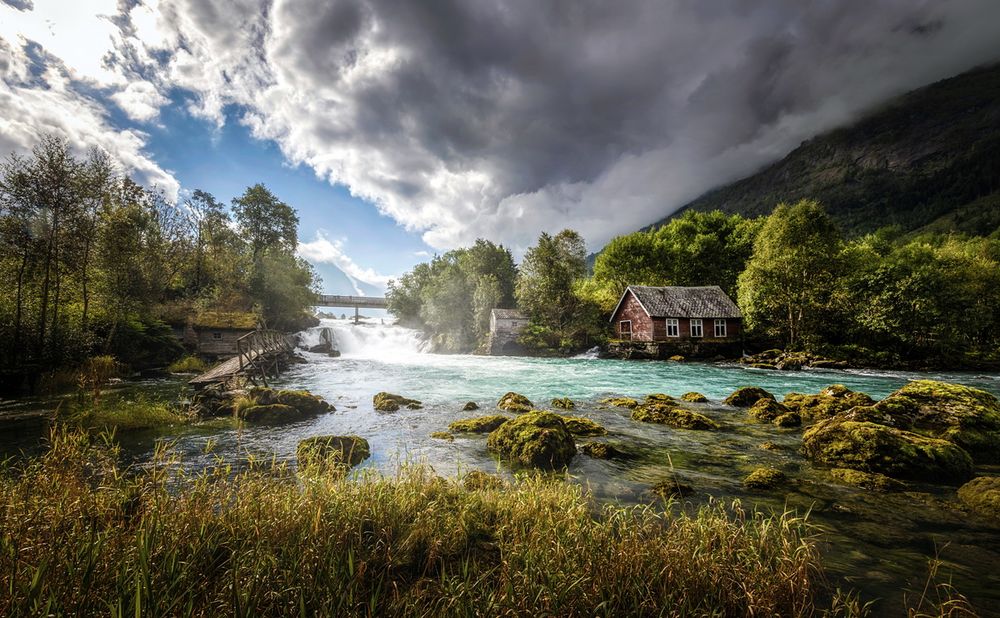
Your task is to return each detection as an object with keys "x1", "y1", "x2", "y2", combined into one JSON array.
[{"x1": 652, "y1": 64, "x2": 1000, "y2": 236}]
